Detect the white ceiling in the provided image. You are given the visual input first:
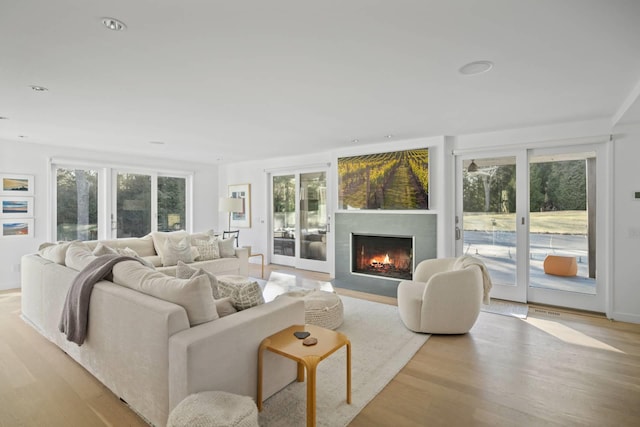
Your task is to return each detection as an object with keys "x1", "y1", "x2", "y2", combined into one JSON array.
[{"x1": 2, "y1": 0, "x2": 640, "y2": 164}]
